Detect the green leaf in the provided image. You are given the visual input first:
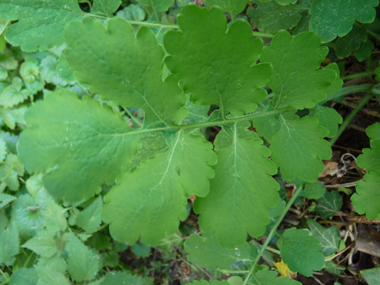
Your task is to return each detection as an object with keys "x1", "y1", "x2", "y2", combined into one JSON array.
[
  {"x1": 279, "y1": 228, "x2": 325, "y2": 276},
  {"x1": 136, "y1": 0, "x2": 173, "y2": 13},
  {"x1": 335, "y1": 25, "x2": 367, "y2": 58},
  {"x1": 309, "y1": 0, "x2": 378, "y2": 42},
  {"x1": 194, "y1": 122, "x2": 279, "y2": 248},
  {"x1": 116, "y1": 4, "x2": 146, "y2": 21},
  {"x1": 9, "y1": 268, "x2": 38, "y2": 285},
  {"x1": 0, "y1": 0, "x2": 117, "y2": 51},
  {"x1": 39, "y1": 54, "x2": 68, "y2": 86},
  {"x1": 0, "y1": 77, "x2": 30, "y2": 108},
  {"x1": 66, "y1": 232, "x2": 100, "y2": 282},
  {"x1": 356, "y1": 123, "x2": 380, "y2": 174},
  {"x1": 361, "y1": 267, "x2": 380, "y2": 285},
  {"x1": 299, "y1": 181, "x2": 325, "y2": 199},
  {"x1": 0, "y1": 223, "x2": 19, "y2": 266},
  {"x1": 354, "y1": 40, "x2": 375, "y2": 62},
  {"x1": 315, "y1": 191, "x2": 342, "y2": 219},
  {"x1": 76, "y1": 196, "x2": 103, "y2": 233},
  {"x1": 351, "y1": 173, "x2": 380, "y2": 220},
  {"x1": 164, "y1": 5, "x2": 271, "y2": 117},
  {"x1": 0, "y1": 104, "x2": 28, "y2": 130},
  {"x1": 25, "y1": 173, "x2": 45, "y2": 197},
  {"x1": 56, "y1": 54, "x2": 75, "y2": 83},
  {"x1": 247, "y1": 2, "x2": 305, "y2": 34},
  {"x1": 184, "y1": 233, "x2": 251, "y2": 269},
  {"x1": 65, "y1": 16, "x2": 186, "y2": 127},
  {"x1": 308, "y1": 219, "x2": 340, "y2": 256},
  {"x1": 204, "y1": 0, "x2": 248, "y2": 19},
  {"x1": 367, "y1": 122, "x2": 380, "y2": 140},
  {"x1": 37, "y1": 256, "x2": 67, "y2": 275},
  {"x1": 154, "y1": 230, "x2": 184, "y2": 258},
  {"x1": 18, "y1": 91, "x2": 139, "y2": 203},
  {"x1": 0, "y1": 137, "x2": 7, "y2": 162},
  {"x1": 251, "y1": 269, "x2": 301, "y2": 284},
  {"x1": 132, "y1": 244, "x2": 151, "y2": 258},
  {"x1": 0, "y1": 54, "x2": 17, "y2": 71},
  {"x1": 0, "y1": 153, "x2": 25, "y2": 191},
  {"x1": 103, "y1": 130, "x2": 216, "y2": 245},
  {"x1": 35, "y1": 265, "x2": 71, "y2": 285},
  {"x1": 269, "y1": 114, "x2": 331, "y2": 181},
  {"x1": 44, "y1": 197, "x2": 67, "y2": 233},
  {"x1": 92, "y1": 0, "x2": 121, "y2": 17},
  {"x1": 10, "y1": 193, "x2": 45, "y2": 239},
  {"x1": 309, "y1": 105, "x2": 343, "y2": 138},
  {"x1": 0, "y1": 193, "x2": 16, "y2": 210},
  {"x1": 261, "y1": 31, "x2": 335, "y2": 109},
  {"x1": 22, "y1": 230, "x2": 59, "y2": 258}
]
